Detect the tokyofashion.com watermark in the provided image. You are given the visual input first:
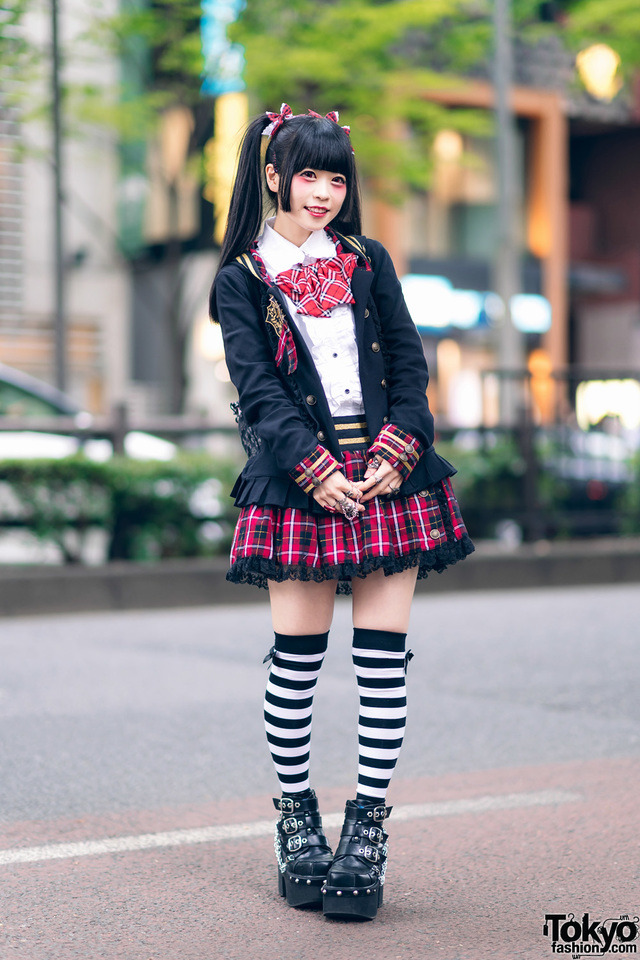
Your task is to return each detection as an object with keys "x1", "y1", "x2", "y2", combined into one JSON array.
[{"x1": 543, "y1": 913, "x2": 639, "y2": 955}]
